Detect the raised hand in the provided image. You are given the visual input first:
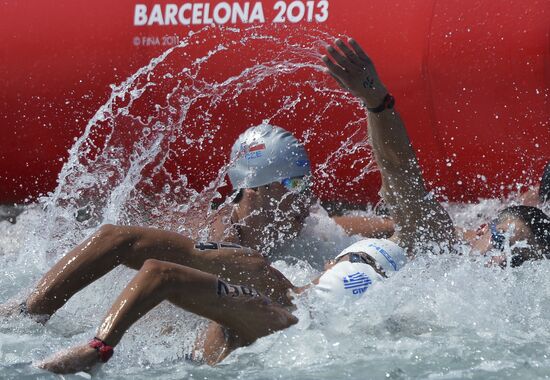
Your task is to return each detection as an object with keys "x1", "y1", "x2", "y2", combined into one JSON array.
[{"x1": 322, "y1": 38, "x2": 387, "y2": 108}]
